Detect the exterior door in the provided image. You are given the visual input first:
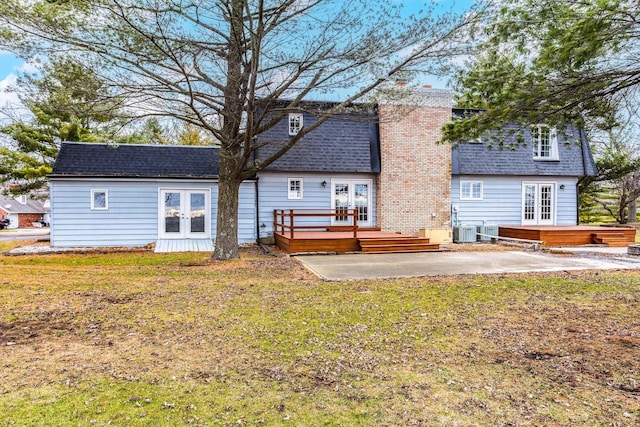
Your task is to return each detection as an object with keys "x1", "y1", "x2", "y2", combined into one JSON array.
[
  {"x1": 159, "y1": 189, "x2": 210, "y2": 239},
  {"x1": 522, "y1": 183, "x2": 555, "y2": 225},
  {"x1": 331, "y1": 180, "x2": 372, "y2": 227}
]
